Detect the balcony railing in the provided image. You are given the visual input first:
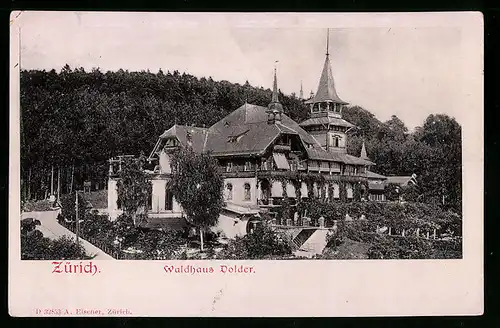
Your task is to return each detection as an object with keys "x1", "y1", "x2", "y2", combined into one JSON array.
[{"x1": 256, "y1": 170, "x2": 367, "y2": 182}]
